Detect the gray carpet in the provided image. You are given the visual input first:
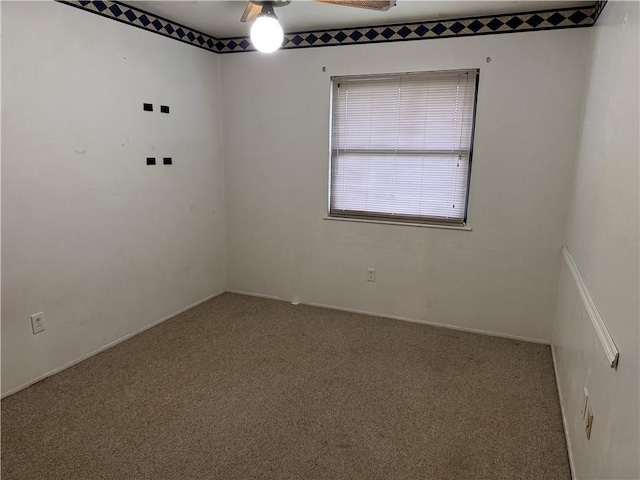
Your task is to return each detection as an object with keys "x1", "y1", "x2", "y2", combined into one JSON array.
[{"x1": 1, "y1": 293, "x2": 570, "y2": 479}]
